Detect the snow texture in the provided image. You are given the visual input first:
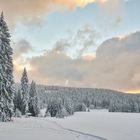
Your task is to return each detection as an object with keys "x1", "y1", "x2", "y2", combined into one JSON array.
[
  {"x1": 0, "y1": 117, "x2": 104, "y2": 140},
  {"x1": 54, "y1": 110, "x2": 140, "y2": 140},
  {"x1": 1, "y1": 110, "x2": 140, "y2": 140}
]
